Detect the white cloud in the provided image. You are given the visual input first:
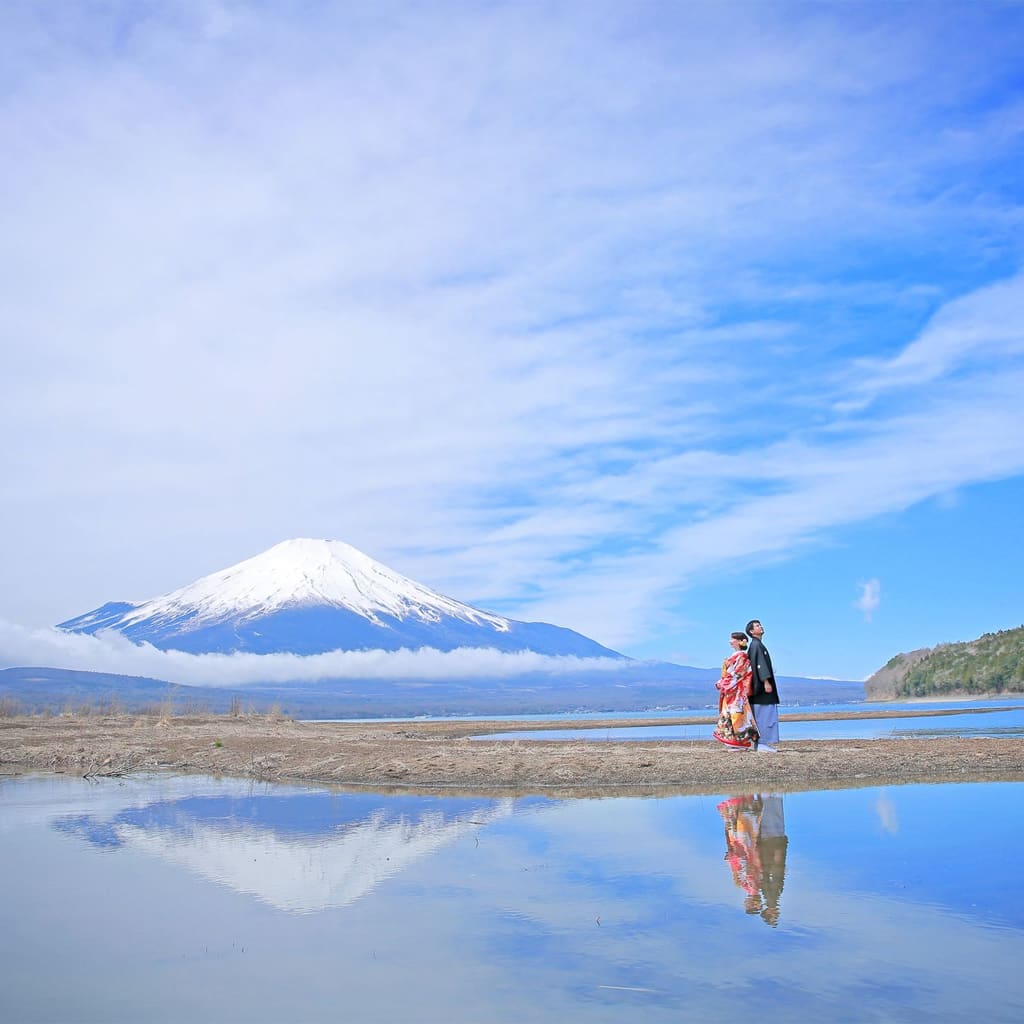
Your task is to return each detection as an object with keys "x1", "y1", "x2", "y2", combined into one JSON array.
[
  {"x1": 1, "y1": 2, "x2": 1023, "y2": 673},
  {"x1": 855, "y1": 579, "x2": 882, "y2": 623},
  {"x1": 0, "y1": 620, "x2": 624, "y2": 687}
]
